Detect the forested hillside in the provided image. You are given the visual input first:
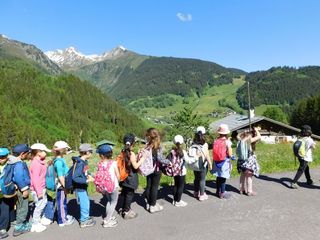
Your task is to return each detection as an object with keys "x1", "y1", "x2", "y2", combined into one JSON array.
[
  {"x1": 0, "y1": 58, "x2": 145, "y2": 148},
  {"x1": 237, "y1": 66, "x2": 320, "y2": 108}
]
